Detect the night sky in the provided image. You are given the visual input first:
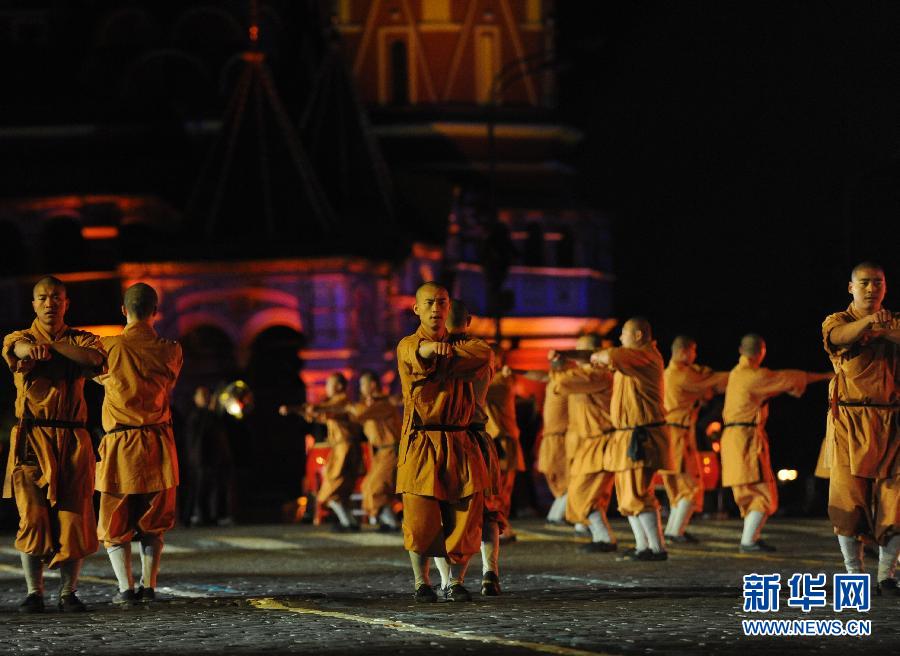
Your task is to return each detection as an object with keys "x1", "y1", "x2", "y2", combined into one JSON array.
[{"x1": 555, "y1": 2, "x2": 898, "y2": 476}]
